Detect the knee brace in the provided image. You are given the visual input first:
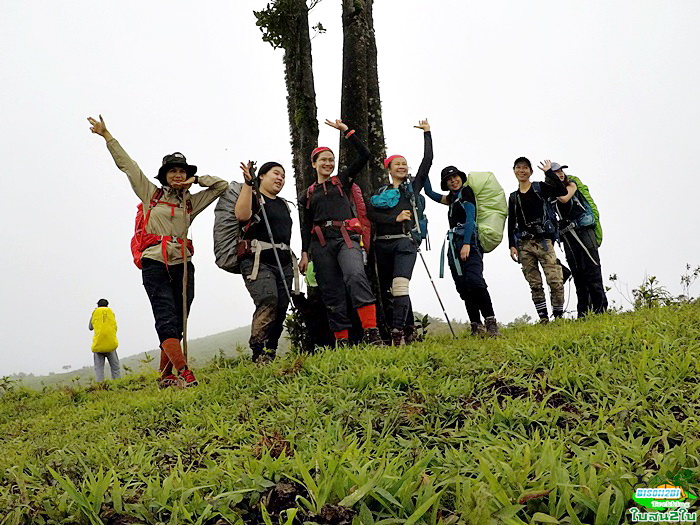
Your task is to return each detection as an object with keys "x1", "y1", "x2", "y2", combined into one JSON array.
[{"x1": 391, "y1": 277, "x2": 410, "y2": 297}]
